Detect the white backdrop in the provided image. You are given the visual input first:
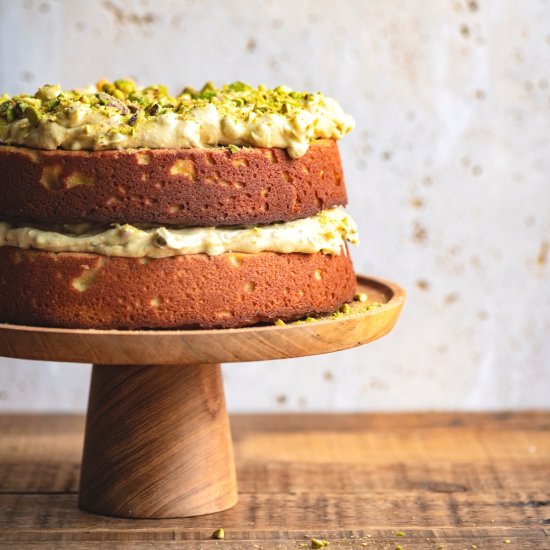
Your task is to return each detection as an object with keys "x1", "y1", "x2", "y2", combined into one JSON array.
[{"x1": 0, "y1": 0, "x2": 548, "y2": 411}]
